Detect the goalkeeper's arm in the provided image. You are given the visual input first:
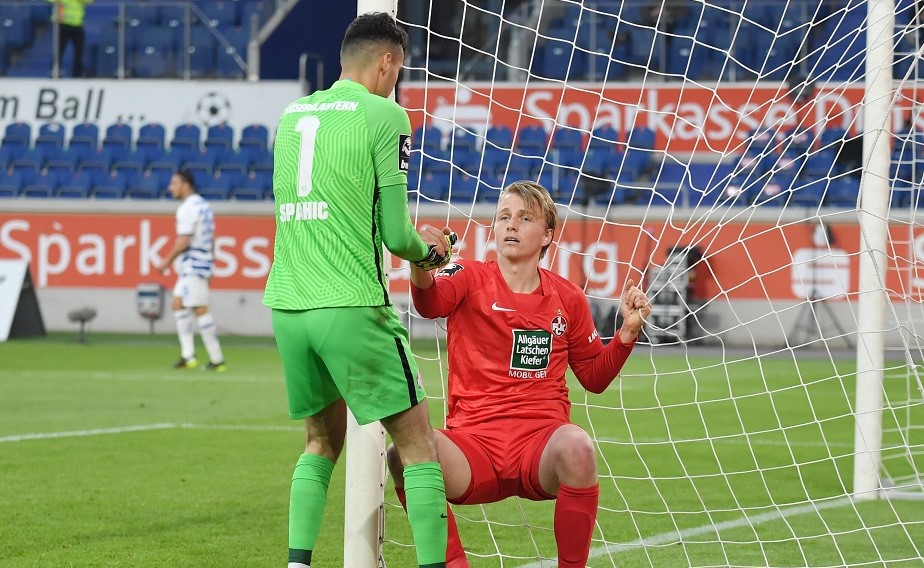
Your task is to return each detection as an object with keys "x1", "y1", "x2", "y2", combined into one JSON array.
[{"x1": 379, "y1": 183, "x2": 430, "y2": 262}]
